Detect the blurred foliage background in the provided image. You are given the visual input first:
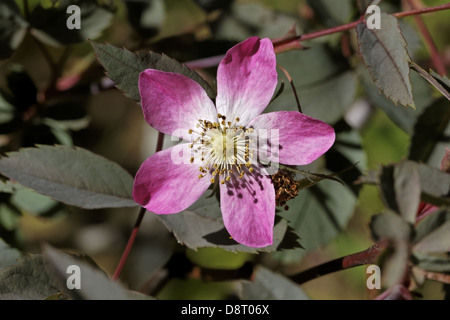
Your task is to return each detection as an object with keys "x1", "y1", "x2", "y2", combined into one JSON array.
[{"x1": 0, "y1": 0, "x2": 449, "y2": 300}]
